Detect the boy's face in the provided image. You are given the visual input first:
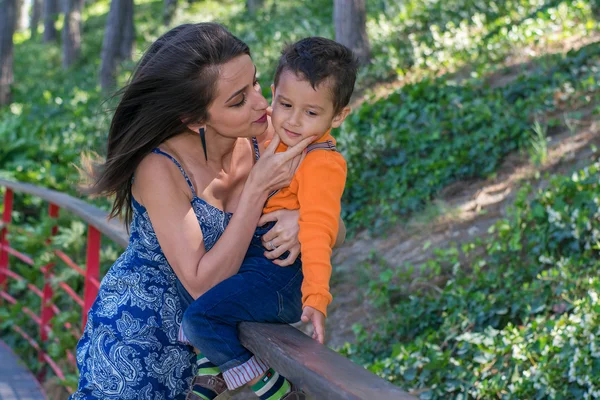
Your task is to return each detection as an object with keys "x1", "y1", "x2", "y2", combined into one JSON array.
[{"x1": 271, "y1": 70, "x2": 350, "y2": 147}]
